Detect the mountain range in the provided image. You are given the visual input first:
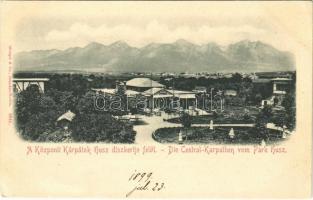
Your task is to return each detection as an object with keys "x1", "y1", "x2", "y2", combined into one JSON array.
[{"x1": 14, "y1": 40, "x2": 295, "y2": 73}]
